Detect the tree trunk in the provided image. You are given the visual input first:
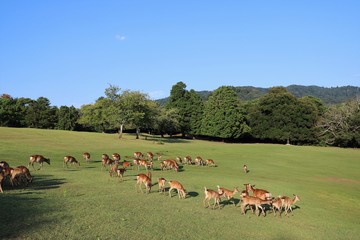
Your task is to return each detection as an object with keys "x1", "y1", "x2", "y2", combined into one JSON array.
[
  {"x1": 118, "y1": 124, "x2": 124, "y2": 139},
  {"x1": 136, "y1": 127, "x2": 140, "y2": 139}
]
